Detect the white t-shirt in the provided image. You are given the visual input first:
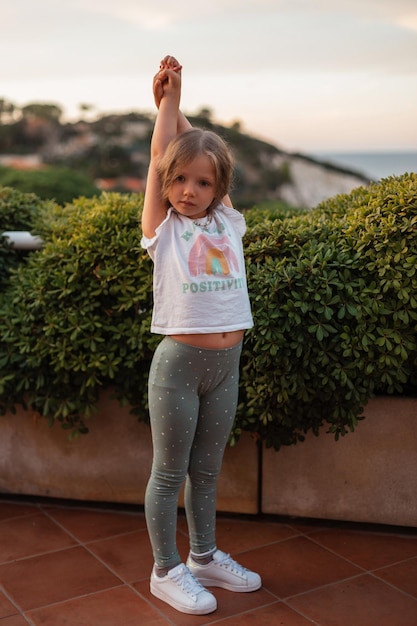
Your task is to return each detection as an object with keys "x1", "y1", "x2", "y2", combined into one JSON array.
[{"x1": 141, "y1": 203, "x2": 253, "y2": 334}]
